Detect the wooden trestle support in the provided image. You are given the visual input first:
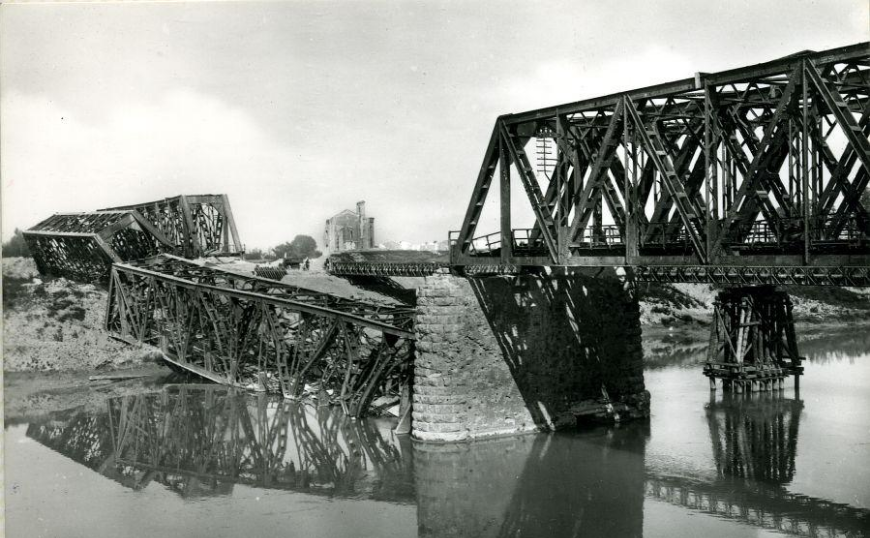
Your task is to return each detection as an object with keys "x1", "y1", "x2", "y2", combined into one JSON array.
[
  {"x1": 705, "y1": 286, "x2": 803, "y2": 392},
  {"x1": 105, "y1": 255, "x2": 415, "y2": 417}
]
